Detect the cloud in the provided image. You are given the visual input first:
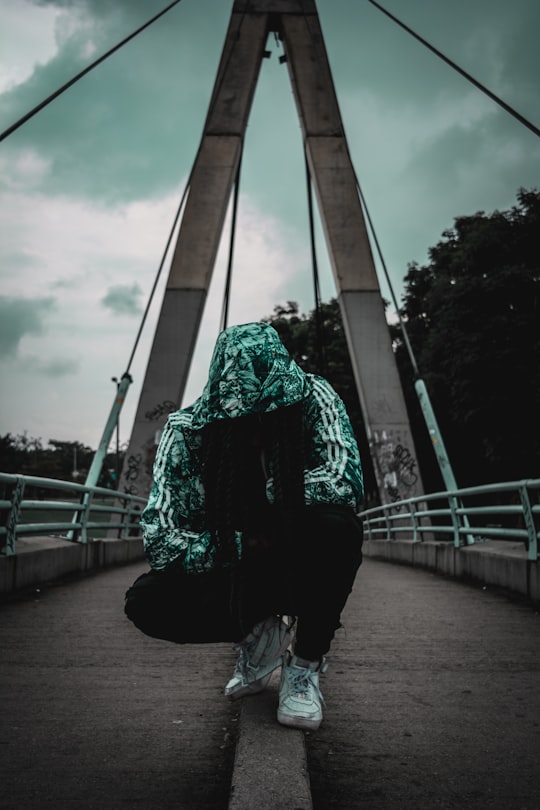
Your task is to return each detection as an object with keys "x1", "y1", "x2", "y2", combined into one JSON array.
[
  {"x1": 1, "y1": 0, "x2": 539, "y2": 450},
  {"x1": 0, "y1": 0, "x2": 59, "y2": 92},
  {"x1": 0, "y1": 0, "x2": 230, "y2": 203},
  {"x1": 0, "y1": 169, "x2": 183, "y2": 300},
  {"x1": 26, "y1": 355, "x2": 80, "y2": 376},
  {"x1": 101, "y1": 283, "x2": 143, "y2": 316},
  {"x1": 0, "y1": 162, "x2": 311, "y2": 443},
  {"x1": 1, "y1": 148, "x2": 51, "y2": 190},
  {"x1": 0, "y1": 295, "x2": 56, "y2": 356}
]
